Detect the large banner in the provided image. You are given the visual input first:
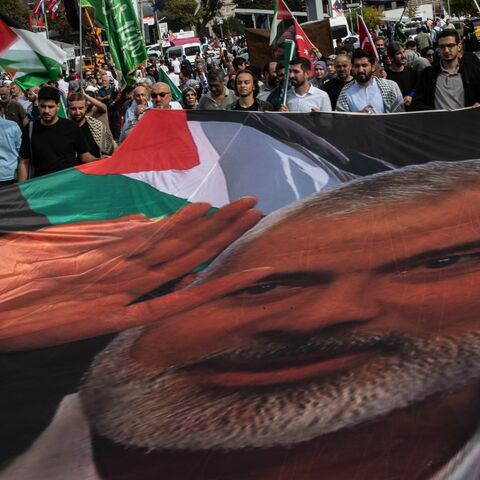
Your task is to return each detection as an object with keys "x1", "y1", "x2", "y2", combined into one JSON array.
[{"x1": 1, "y1": 110, "x2": 480, "y2": 479}]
